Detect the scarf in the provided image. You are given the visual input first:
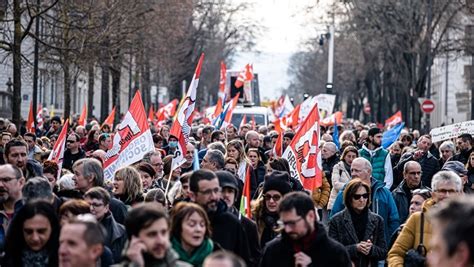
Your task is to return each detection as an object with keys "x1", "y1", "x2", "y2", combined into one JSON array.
[
  {"x1": 349, "y1": 207, "x2": 369, "y2": 241},
  {"x1": 343, "y1": 161, "x2": 351, "y2": 174},
  {"x1": 260, "y1": 210, "x2": 280, "y2": 246},
  {"x1": 171, "y1": 236, "x2": 214, "y2": 267},
  {"x1": 21, "y1": 249, "x2": 49, "y2": 267}
]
